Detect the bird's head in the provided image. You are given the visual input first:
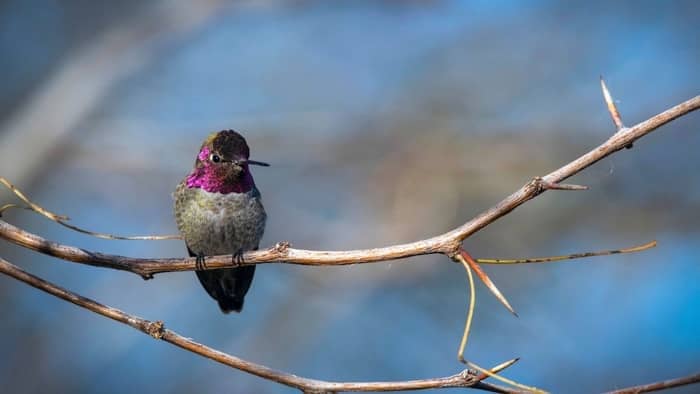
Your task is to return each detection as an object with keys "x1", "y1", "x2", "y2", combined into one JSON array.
[{"x1": 186, "y1": 129, "x2": 268, "y2": 194}]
